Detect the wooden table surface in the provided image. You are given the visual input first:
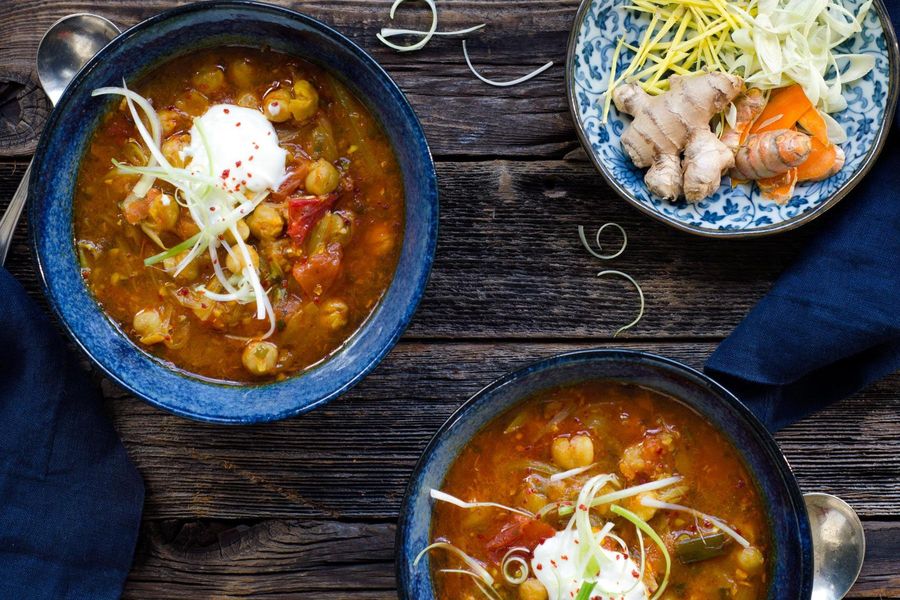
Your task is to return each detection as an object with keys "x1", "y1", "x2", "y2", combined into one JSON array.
[{"x1": 1, "y1": 1, "x2": 897, "y2": 598}]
